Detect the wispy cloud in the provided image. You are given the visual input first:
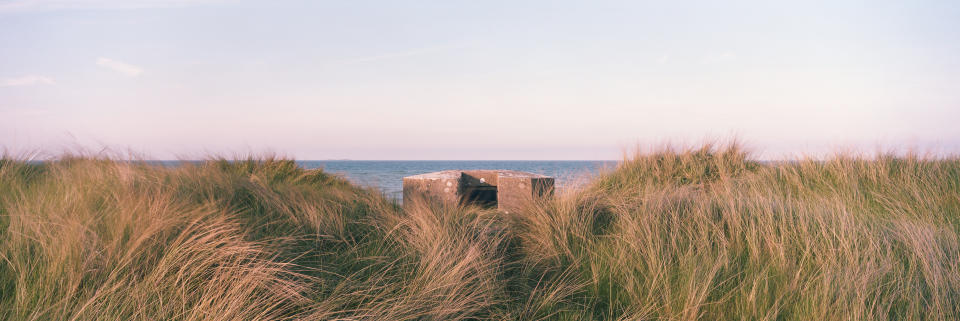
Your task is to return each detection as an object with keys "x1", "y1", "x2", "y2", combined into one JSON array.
[
  {"x1": 0, "y1": 75, "x2": 55, "y2": 87},
  {"x1": 97, "y1": 58, "x2": 143, "y2": 77},
  {"x1": 657, "y1": 54, "x2": 671, "y2": 65},
  {"x1": 0, "y1": 0, "x2": 219, "y2": 12},
  {"x1": 327, "y1": 44, "x2": 467, "y2": 67},
  {"x1": 702, "y1": 51, "x2": 737, "y2": 64}
]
